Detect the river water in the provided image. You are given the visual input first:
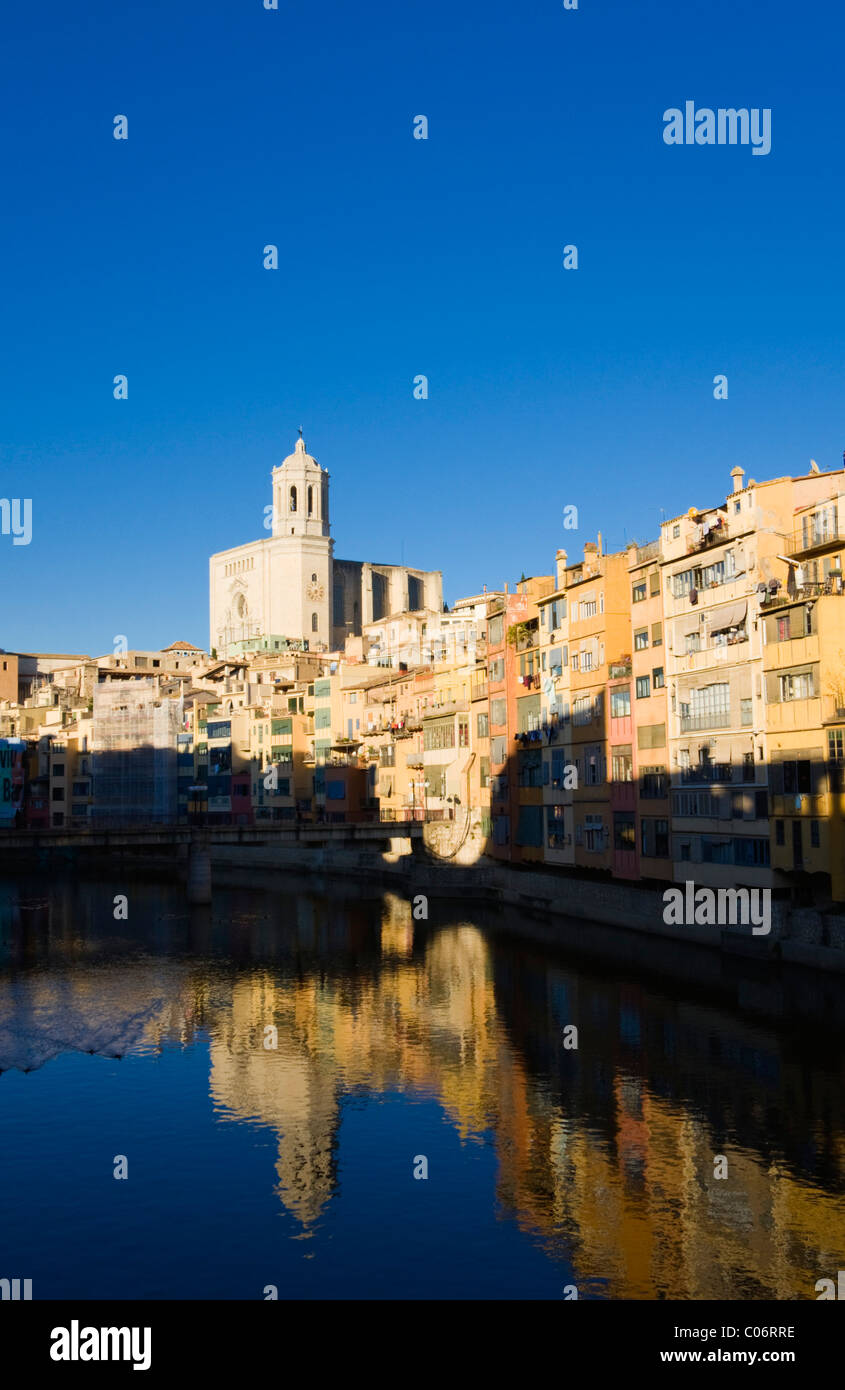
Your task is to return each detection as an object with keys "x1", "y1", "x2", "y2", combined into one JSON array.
[{"x1": 1, "y1": 869, "x2": 843, "y2": 1300}]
